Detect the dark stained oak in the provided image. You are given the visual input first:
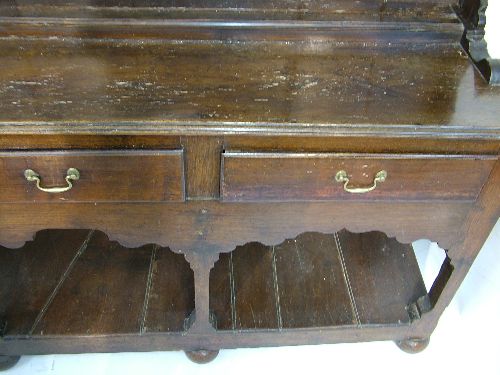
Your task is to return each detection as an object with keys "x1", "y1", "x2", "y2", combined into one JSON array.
[
  {"x1": 32, "y1": 231, "x2": 155, "y2": 335},
  {"x1": 210, "y1": 231, "x2": 426, "y2": 330},
  {"x1": 336, "y1": 230, "x2": 427, "y2": 325},
  {"x1": 211, "y1": 242, "x2": 280, "y2": 330},
  {"x1": 0, "y1": 150, "x2": 185, "y2": 203},
  {"x1": 185, "y1": 349, "x2": 219, "y2": 364},
  {"x1": 0, "y1": 230, "x2": 93, "y2": 336},
  {"x1": 0, "y1": 200, "x2": 472, "y2": 253},
  {"x1": 395, "y1": 337, "x2": 430, "y2": 354},
  {"x1": 274, "y1": 232, "x2": 355, "y2": 328},
  {"x1": 0, "y1": 0, "x2": 457, "y2": 22},
  {"x1": 182, "y1": 136, "x2": 222, "y2": 199},
  {"x1": 143, "y1": 247, "x2": 195, "y2": 333},
  {"x1": 0, "y1": 34, "x2": 499, "y2": 137},
  {"x1": 0, "y1": 0, "x2": 499, "y2": 366},
  {"x1": 221, "y1": 152, "x2": 496, "y2": 202},
  {"x1": 0, "y1": 230, "x2": 195, "y2": 338}
]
